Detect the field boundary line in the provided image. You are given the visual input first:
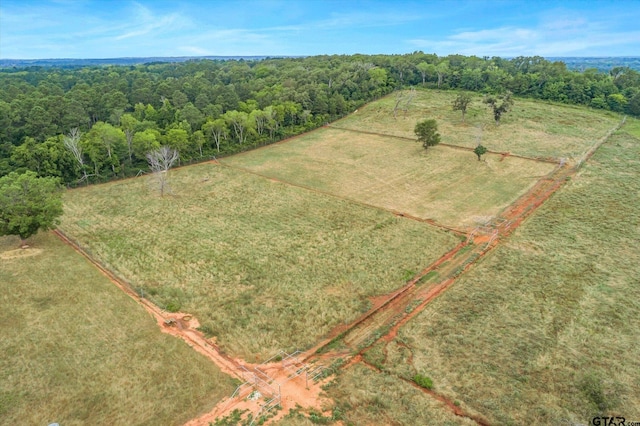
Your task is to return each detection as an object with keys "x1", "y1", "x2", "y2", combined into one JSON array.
[
  {"x1": 216, "y1": 160, "x2": 467, "y2": 235},
  {"x1": 496, "y1": 116, "x2": 626, "y2": 233},
  {"x1": 51, "y1": 228, "x2": 244, "y2": 379},
  {"x1": 326, "y1": 124, "x2": 559, "y2": 164},
  {"x1": 358, "y1": 358, "x2": 491, "y2": 426},
  {"x1": 306, "y1": 239, "x2": 469, "y2": 359},
  {"x1": 578, "y1": 115, "x2": 626, "y2": 166}
]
